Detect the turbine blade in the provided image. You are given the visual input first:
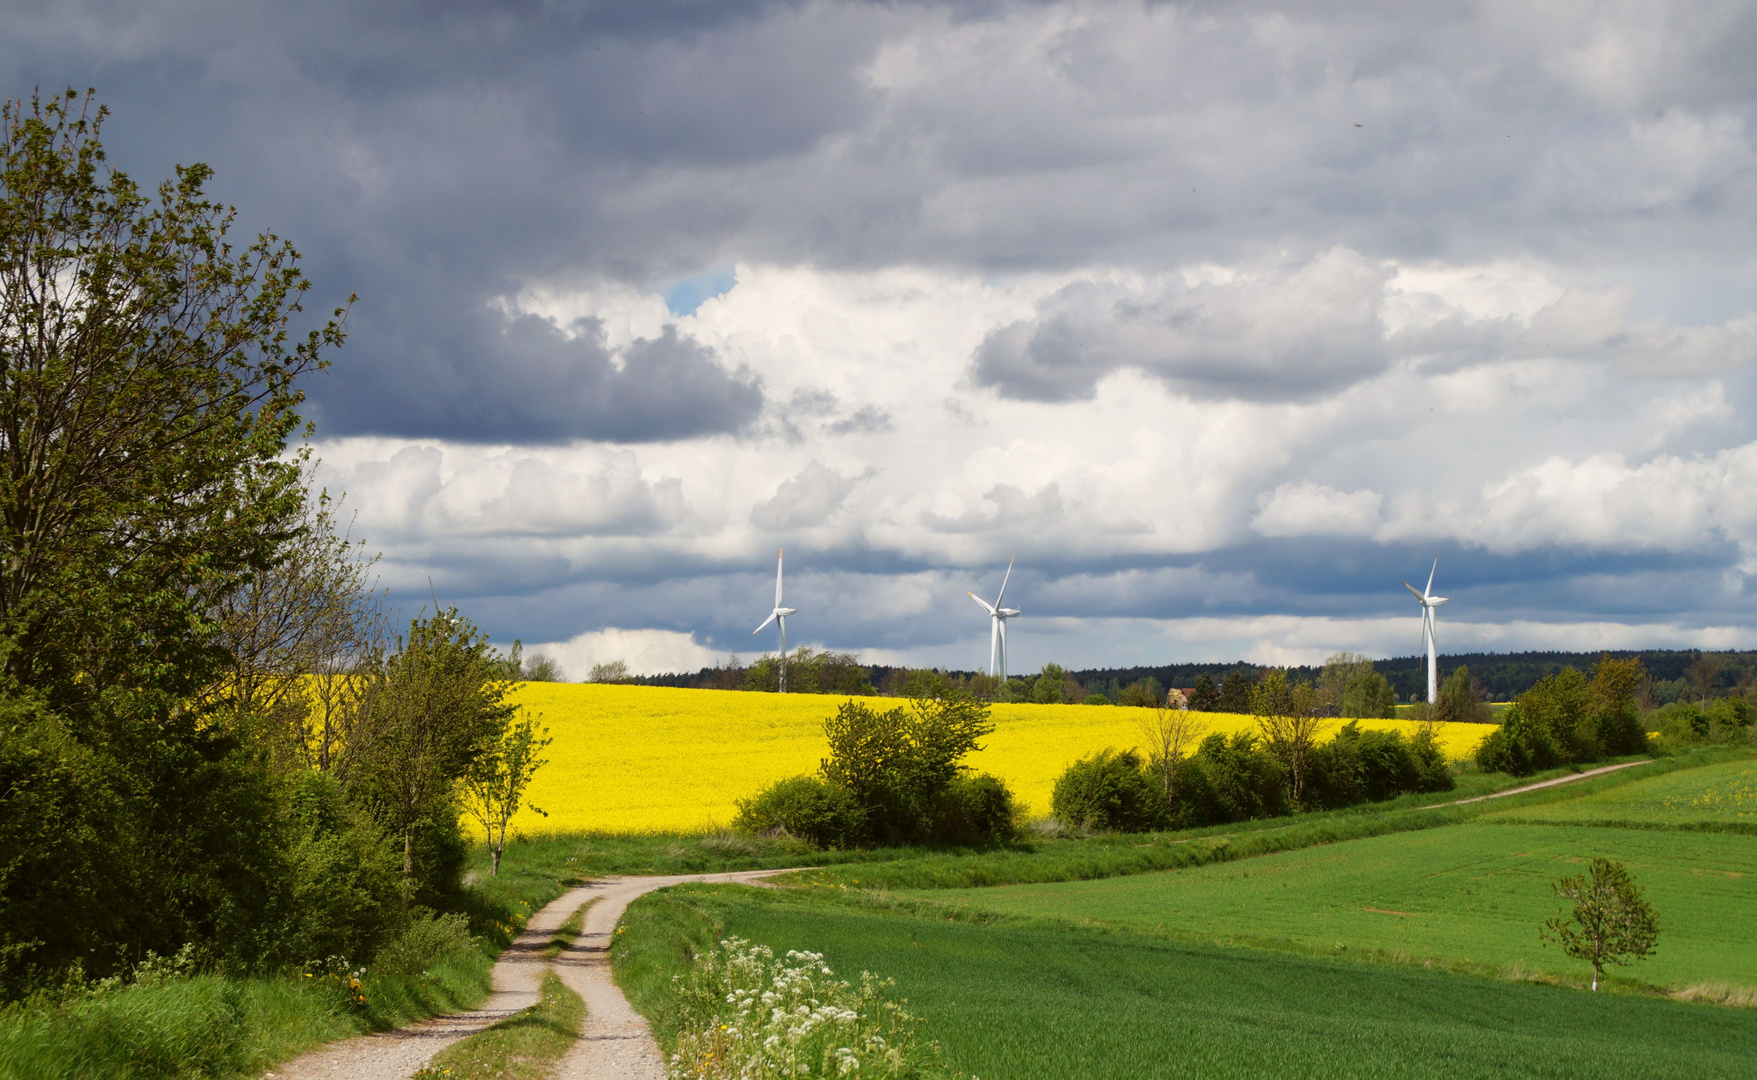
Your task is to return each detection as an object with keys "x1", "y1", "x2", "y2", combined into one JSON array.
[
  {"x1": 776, "y1": 548, "x2": 785, "y2": 607},
  {"x1": 1402, "y1": 580, "x2": 1426, "y2": 602},
  {"x1": 753, "y1": 610, "x2": 777, "y2": 634},
  {"x1": 969, "y1": 591, "x2": 997, "y2": 615},
  {"x1": 1425, "y1": 557, "x2": 1437, "y2": 597},
  {"x1": 995, "y1": 555, "x2": 1015, "y2": 607}
]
